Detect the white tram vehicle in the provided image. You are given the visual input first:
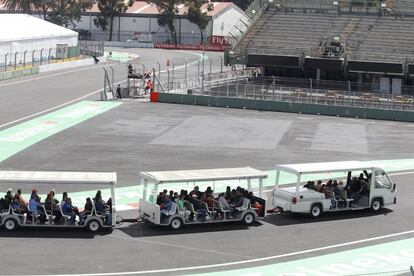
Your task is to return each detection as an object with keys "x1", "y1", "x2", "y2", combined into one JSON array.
[
  {"x1": 138, "y1": 167, "x2": 268, "y2": 230},
  {"x1": 269, "y1": 161, "x2": 397, "y2": 218},
  {"x1": 0, "y1": 171, "x2": 116, "y2": 232}
]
